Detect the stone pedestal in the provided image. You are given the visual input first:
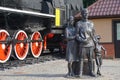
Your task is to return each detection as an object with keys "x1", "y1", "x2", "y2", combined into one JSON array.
[
  {"x1": 83, "y1": 59, "x2": 95, "y2": 75},
  {"x1": 72, "y1": 61, "x2": 80, "y2": 75},
  {"x1": 73, "y1": 59, "x2": 95, "y2": 75}
]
